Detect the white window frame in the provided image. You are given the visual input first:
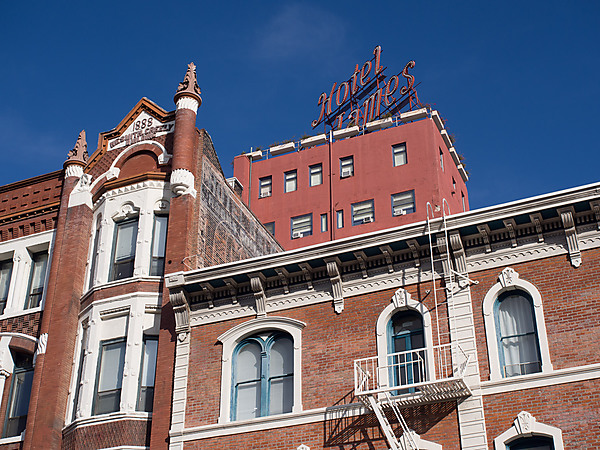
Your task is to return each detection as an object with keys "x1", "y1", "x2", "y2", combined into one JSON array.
[
  {"x1": 291, "y1": 214, "x2": 312, "y2": 239},
  {"x1": 483, "y1": 268, "x2": 552, "y2": 381},
  {"x1": 376, "y1": 288, "x2": 436, "y2": 390},
  {"x1": 320, "y1": 213, "x2": 327, "y2": 233},
  {"x1": 392, "y1": 190, "x2": 415, "y2": 216},
  {"x1": 340, "y1": 156, "x2": 354, "y2": 178},
  {"x1": 439, "y1": 147, "x2": 444, "y2": 171},
  {"x1": 392, "y1": 143, "x2": 407, "y2": 167},
  {"x1": 351, "y1": 200, "x2": 374, "y2": 225},
  {"x1": 259, "y1": 176, "x2": 272, "y2": 198},
  {"x1": 309, "y1": 164, "x2": 323, "y2": 187},
  {"x1": 494, "y1": 411, "x2": 564, "y2": 450},
  {"x1": 284, "y1": 170, "x2": 297, "y2": 193},
  {"x1": 217, "y1": 316, "x2": 305, "y2": 423},
  {"x1": 336, "y1": 210, "x2": 344, "y2": 229}
]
